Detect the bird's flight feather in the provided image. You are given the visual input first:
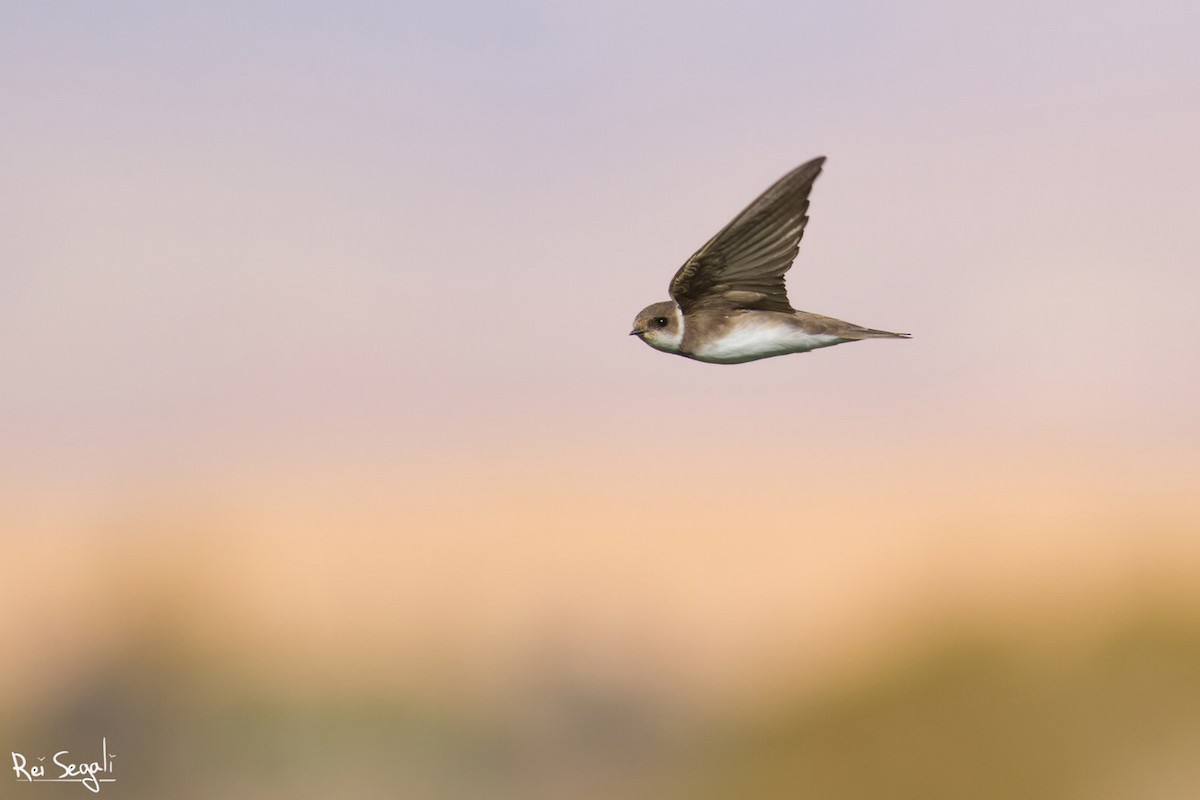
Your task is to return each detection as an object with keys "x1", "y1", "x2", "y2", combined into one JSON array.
[{"x1": 669, "y1": 156, "x2": 825, "y2": 315}]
